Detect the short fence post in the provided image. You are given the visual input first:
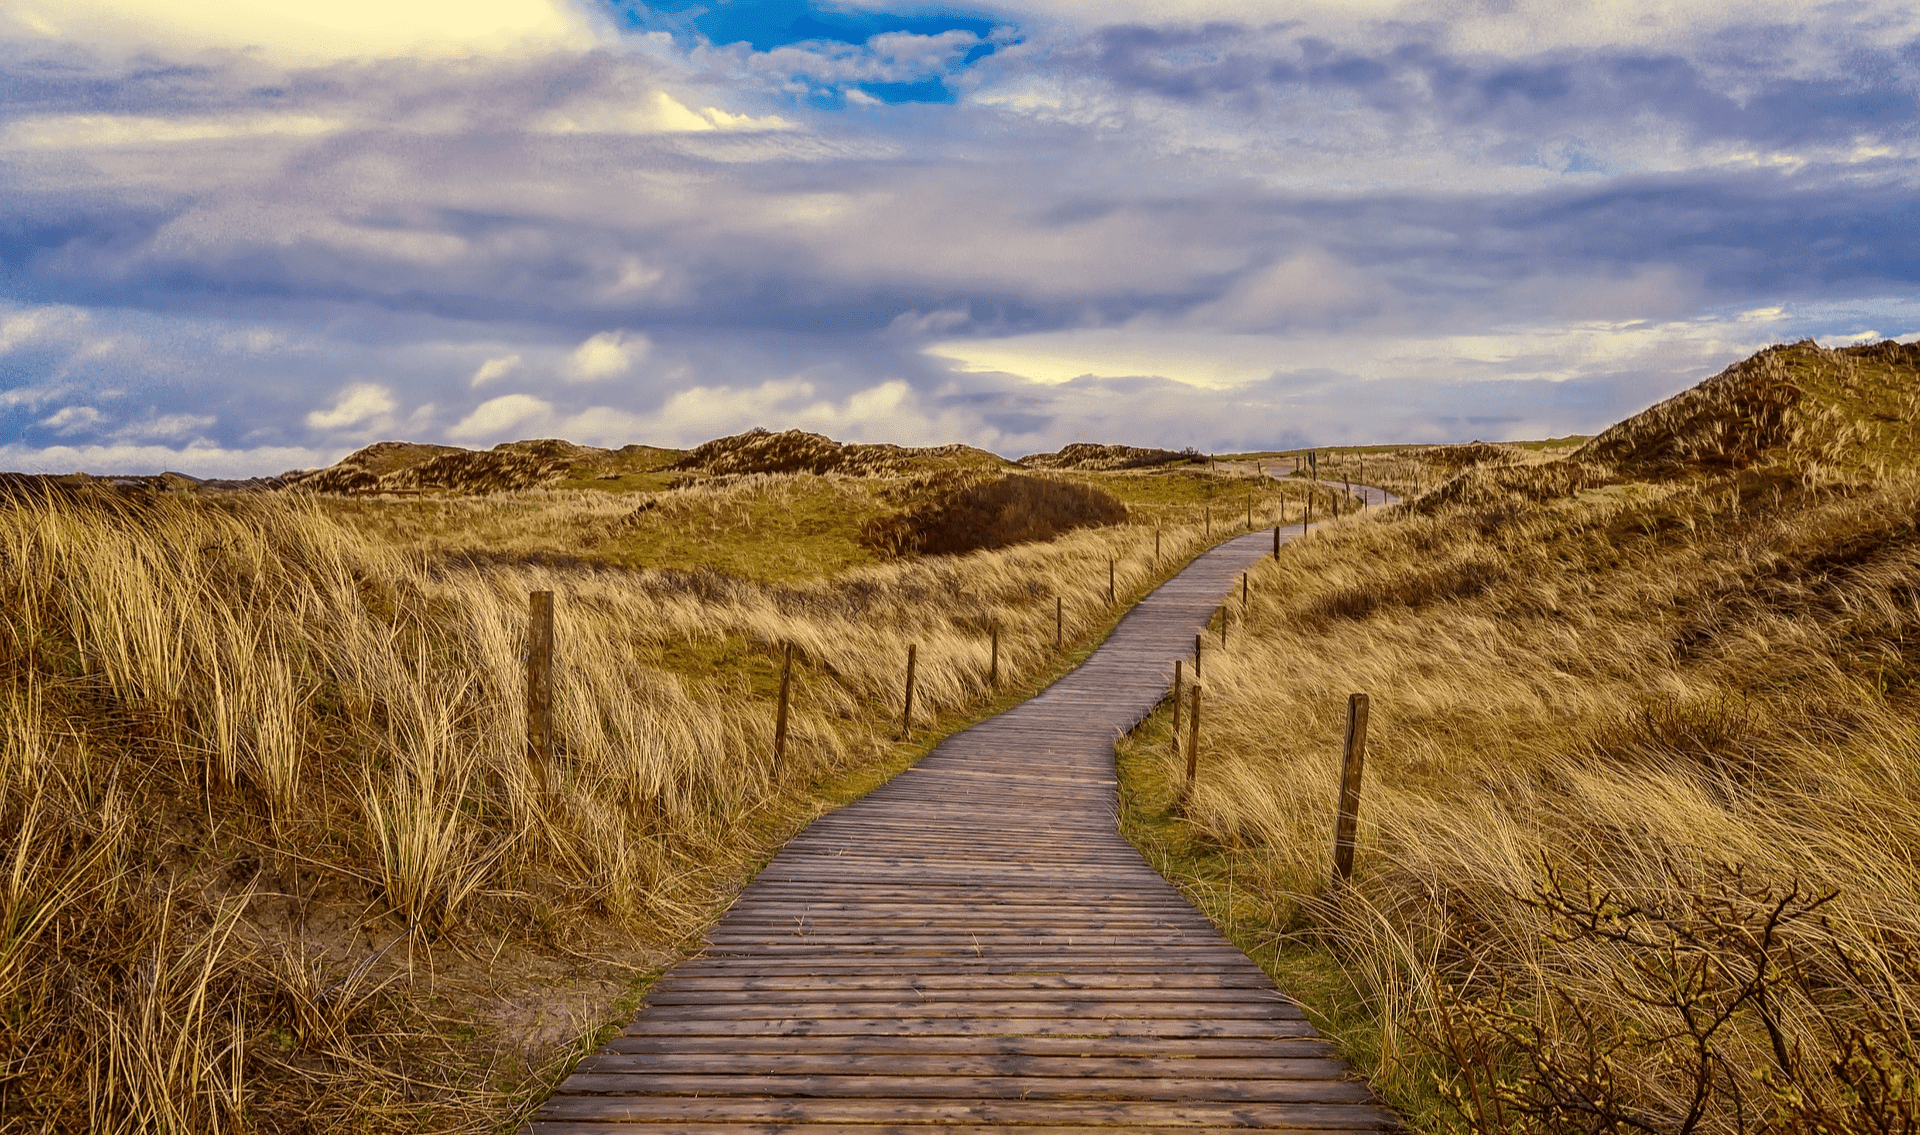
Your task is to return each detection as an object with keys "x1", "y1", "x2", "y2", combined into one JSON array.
[
  {"x1": 526, "y1": 590, "x2": 554, "y2": 793},
  {"x1": 1155, "y1": 526, "x2": 1161, "y2": 566},
  {"x1": 1193, "y1": 633, "x2": 1202, "y2": 680},
  {"x1": 1241, "y1": 572, "x2": 1248, "y2": 607},
  {"x1": 1184, "y1": 683, "x2": 1202, "y2": 792},
  {"x1": 989, "y1": 624, "x2": 999, "y2": 688},
  {"x1": 1170, "y1": 660, "x2": 1183, "y2": 761},
  {"x1": 1246, "y1": 494, "x2": 1252, "y2": 529},
  {"x1": 1205, "y1": 505, "x2": 1211, "y2": 538},
  {"x1": 1332, "y1": 692, "x2": 1370, "y2": 885},
  {"x1": 902, "y1": 644, "x2": 918, "y2": 737},
  {"x1": 772, "y1": 641, "x2": 793, "y2": 773},
  {"x1": 1305, "y1": 492, "x2": 1313, "y2": 533},
  {"x1": 1219, "y1": 605, "x2": 1227, "y2": 648},
  {"x1": 1108, "y1": 556, "x2": 1116, "y2": 605},
  {"x1": 1055, "y1": 596, "x2": 1063, "y2": 650},
  {"x1": 1273, "y1": 524, "x2": 1280, "y2": 559}
]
